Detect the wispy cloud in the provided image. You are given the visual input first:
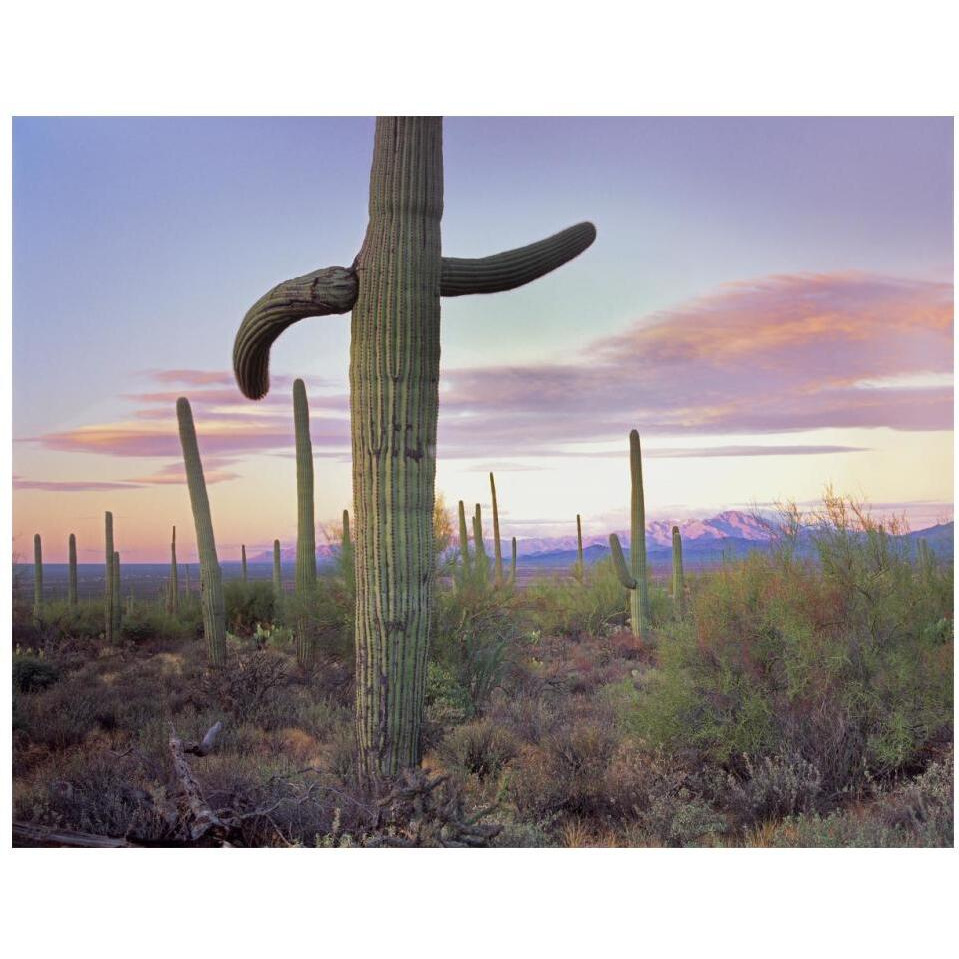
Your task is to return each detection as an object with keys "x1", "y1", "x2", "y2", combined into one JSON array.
[
  {"x1": 19, "y1": 271, "x2": 952, "y2": 488},
  {"x1": 13, "y1": 476, "x2": 146, "y2": 492}
]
